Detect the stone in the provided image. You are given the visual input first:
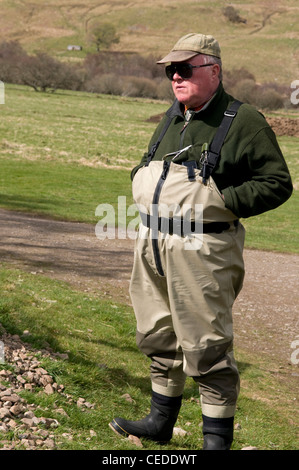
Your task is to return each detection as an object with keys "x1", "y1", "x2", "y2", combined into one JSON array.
[
  {"x1": 21, "y1": 418, "x2": 34, "y2": 428},
  {"x1": 10, "y1": 404, "x2": 24, "y2": 416},
  {"x1": 0, "y1": 328, "x2": 68, "y2": 450},
  {"x1": 128, "y1": 434, "x2": 143, "y2": 448},
  {"x1": 173, "y1": 426, "x2": 188, "y2": 437},
  {"x1": 43, "y1": 438, "x2": 55, "y2": 449},
  {"x1": 44, "y1": 384, "x2": 54, "y2": 395},
  {"x1": 0, "y1": 408, "x2": 11, "y2": 419},
  {"x1": 241, "y1": 446, "x2": 259, "y2": 450}
]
